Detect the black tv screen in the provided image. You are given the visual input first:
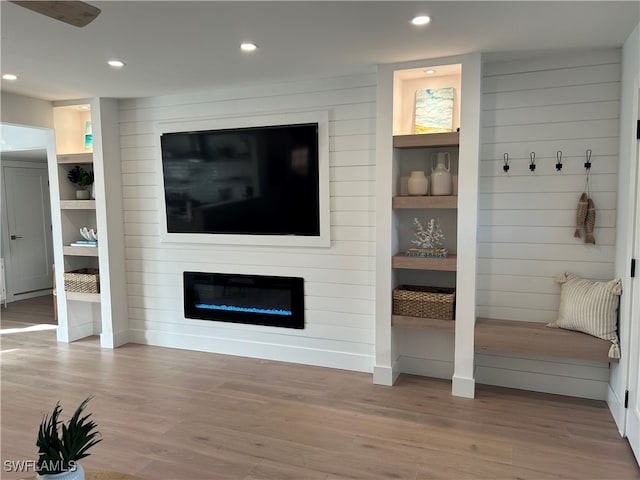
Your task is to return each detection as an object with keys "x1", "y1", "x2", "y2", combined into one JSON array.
[{"x1": 161, "y1": 123, "x2": 320, "y2": 236}]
